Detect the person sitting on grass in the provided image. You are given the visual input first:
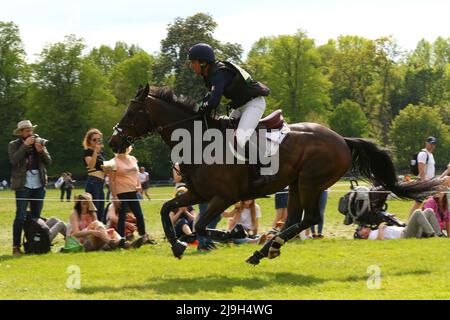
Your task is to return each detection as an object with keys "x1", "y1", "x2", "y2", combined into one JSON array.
[
  {"x1": 423, "y1": 191, "x2": 450, "y2": 237},
  {"x1": 354, "y1": 208, "x2": 444, "y2": 240},
  {"x1": 68, "y1": 193, "x2": 122, "y2": 251},
  {"x1": 223, "y1": 200, "x2": 266, "y2": 244},
  {"x1": 105, "y1": 201, "x2": 137, "y2": 241},
  {"x1": 169, "y1": 187, "x2": 197, "y2": 244}
]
